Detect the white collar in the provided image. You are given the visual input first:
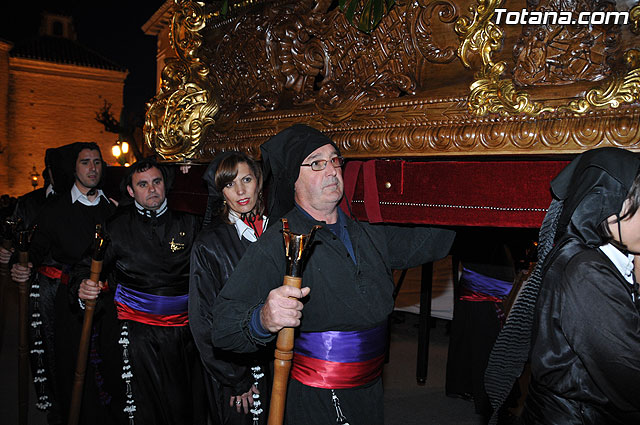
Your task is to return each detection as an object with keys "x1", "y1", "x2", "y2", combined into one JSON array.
[
  {"x1": 135, "y1": 199, "x2": 168, "y2": 218},
  {"x1": 71, "y1": 183, "x2": 105, "y2": 207},
  {"x1": 228, "y1": 211, "x2": 268, "y2": 243},
  {"x1": 599, "y1": 243, "x2": 635, "y2": 285},
  {"x1": 45, "y1": 184, "x2": 54, "y2": 198}
]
